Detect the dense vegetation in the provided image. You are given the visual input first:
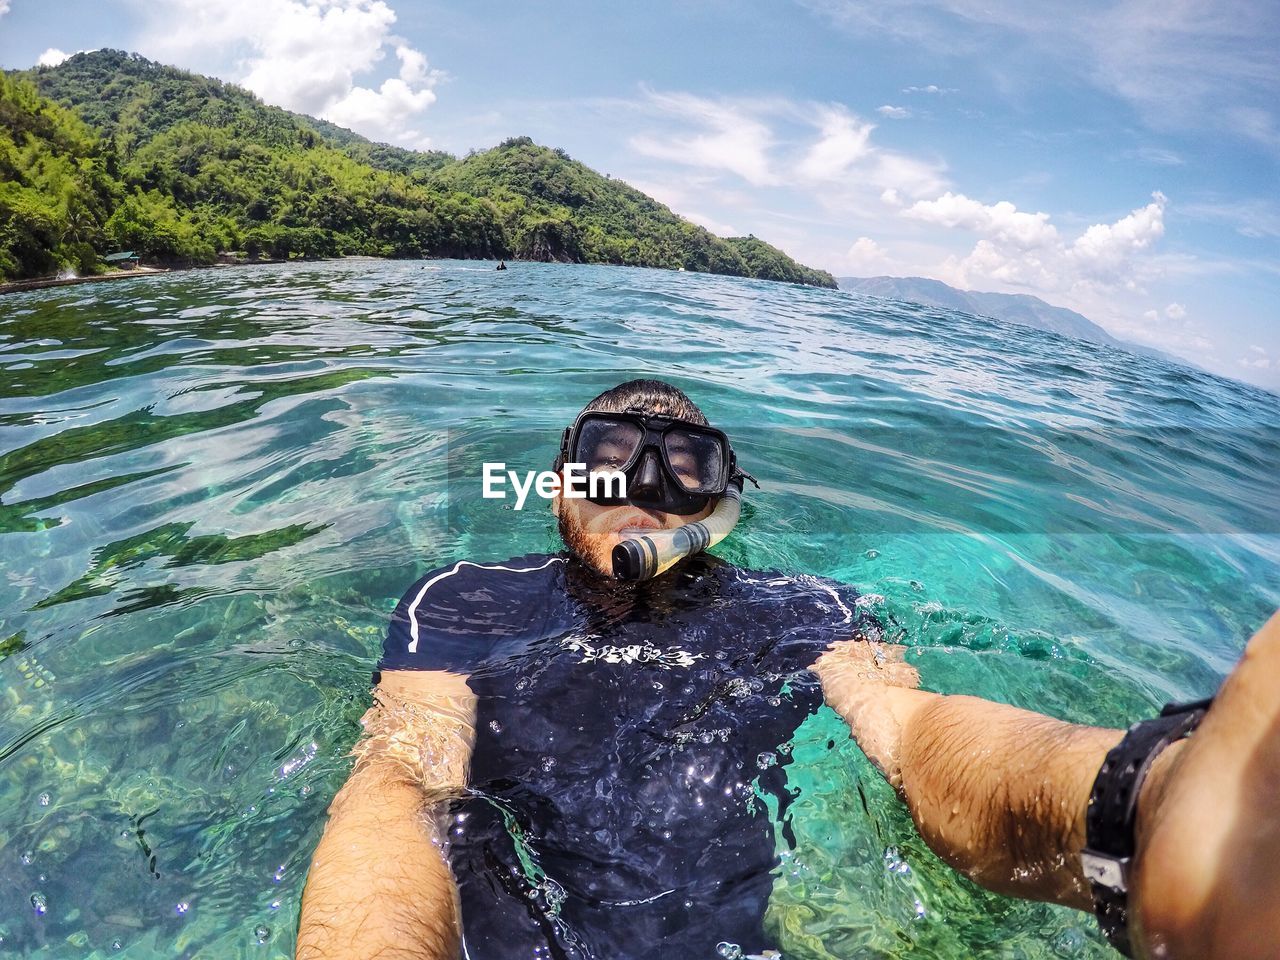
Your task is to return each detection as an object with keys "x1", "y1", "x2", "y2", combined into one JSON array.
[{"x1": 1, "y1": 50, "x2": 834, "y2": 287}]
